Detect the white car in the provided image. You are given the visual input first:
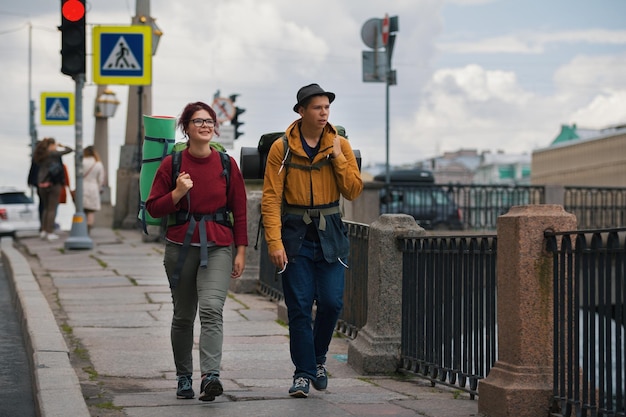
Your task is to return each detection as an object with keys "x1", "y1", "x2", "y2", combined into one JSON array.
[{"x1": 0, "y1": 187, "x2": 40, "y2": 237}]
